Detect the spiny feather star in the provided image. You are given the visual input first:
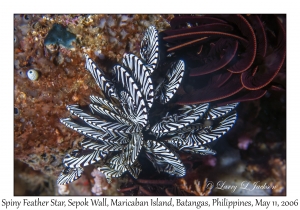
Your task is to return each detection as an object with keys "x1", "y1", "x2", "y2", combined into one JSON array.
[{"x1": 57, "y1": 26, "x2": 238, "y2": 185}]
